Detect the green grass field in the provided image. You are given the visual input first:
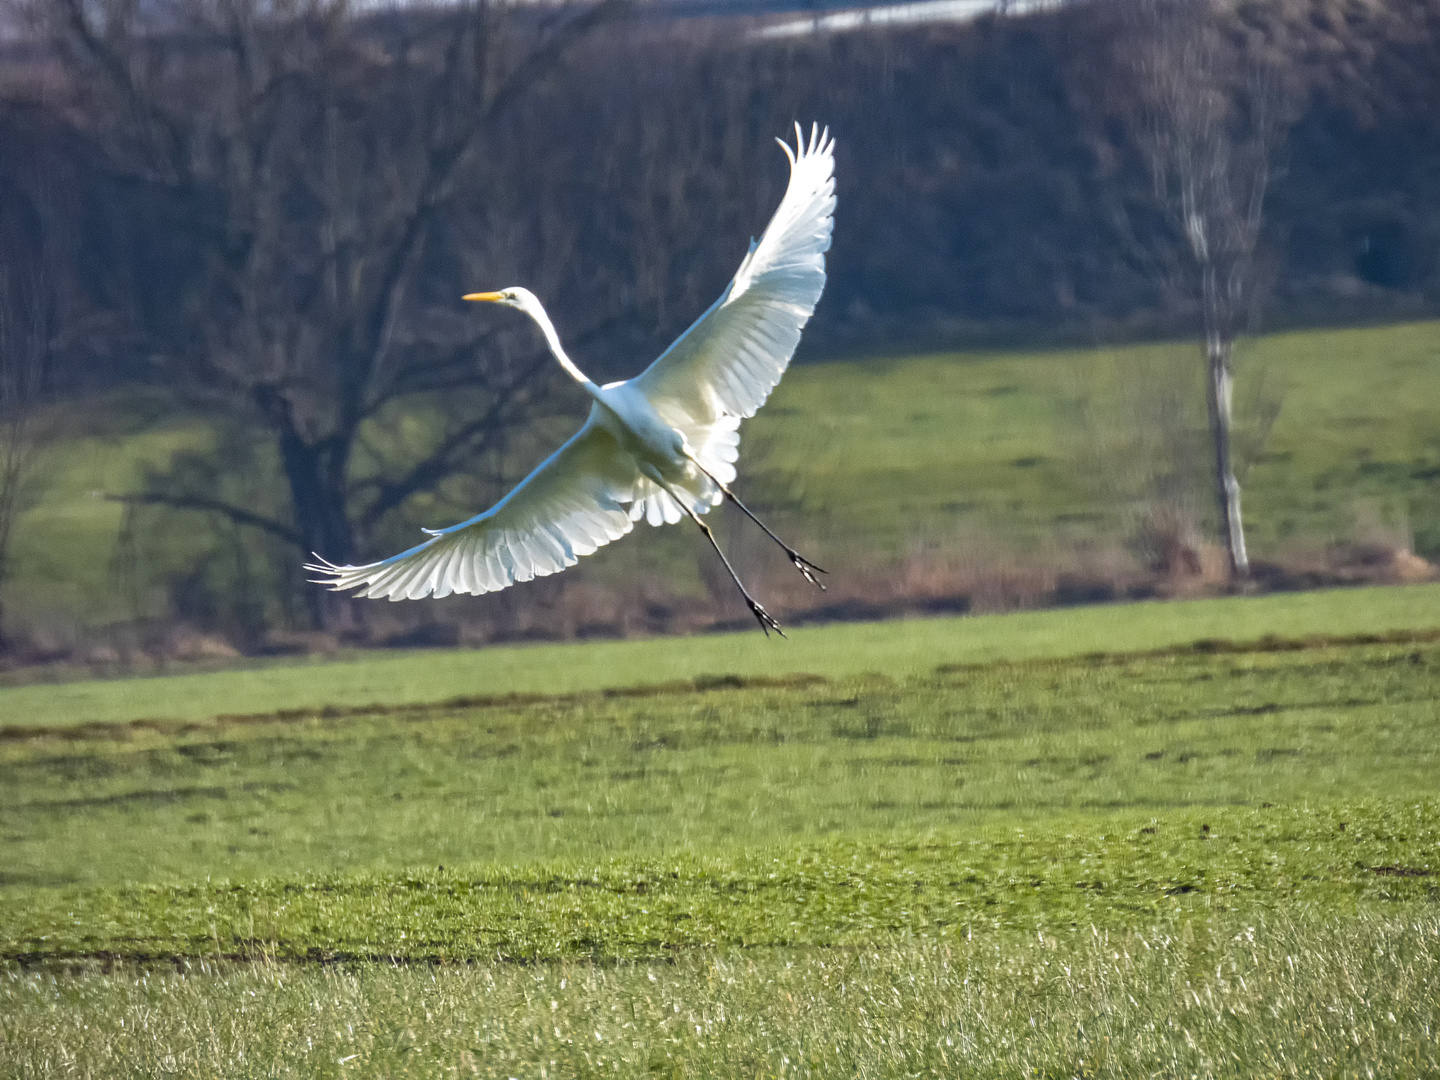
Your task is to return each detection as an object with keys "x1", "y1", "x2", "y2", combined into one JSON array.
[
  {"x1": 751, "y1": 320, "x2": 1440, "y2": 555},
  {"x1": 7, "y1": 320, "x2": 1439, "y2": 636},
  {"x1": 4, "y1": 581, "x2": 1439, "y2": 728},
  {"x1": 3, "y1": 588, "x2": 1439, "y2": 1076}
]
